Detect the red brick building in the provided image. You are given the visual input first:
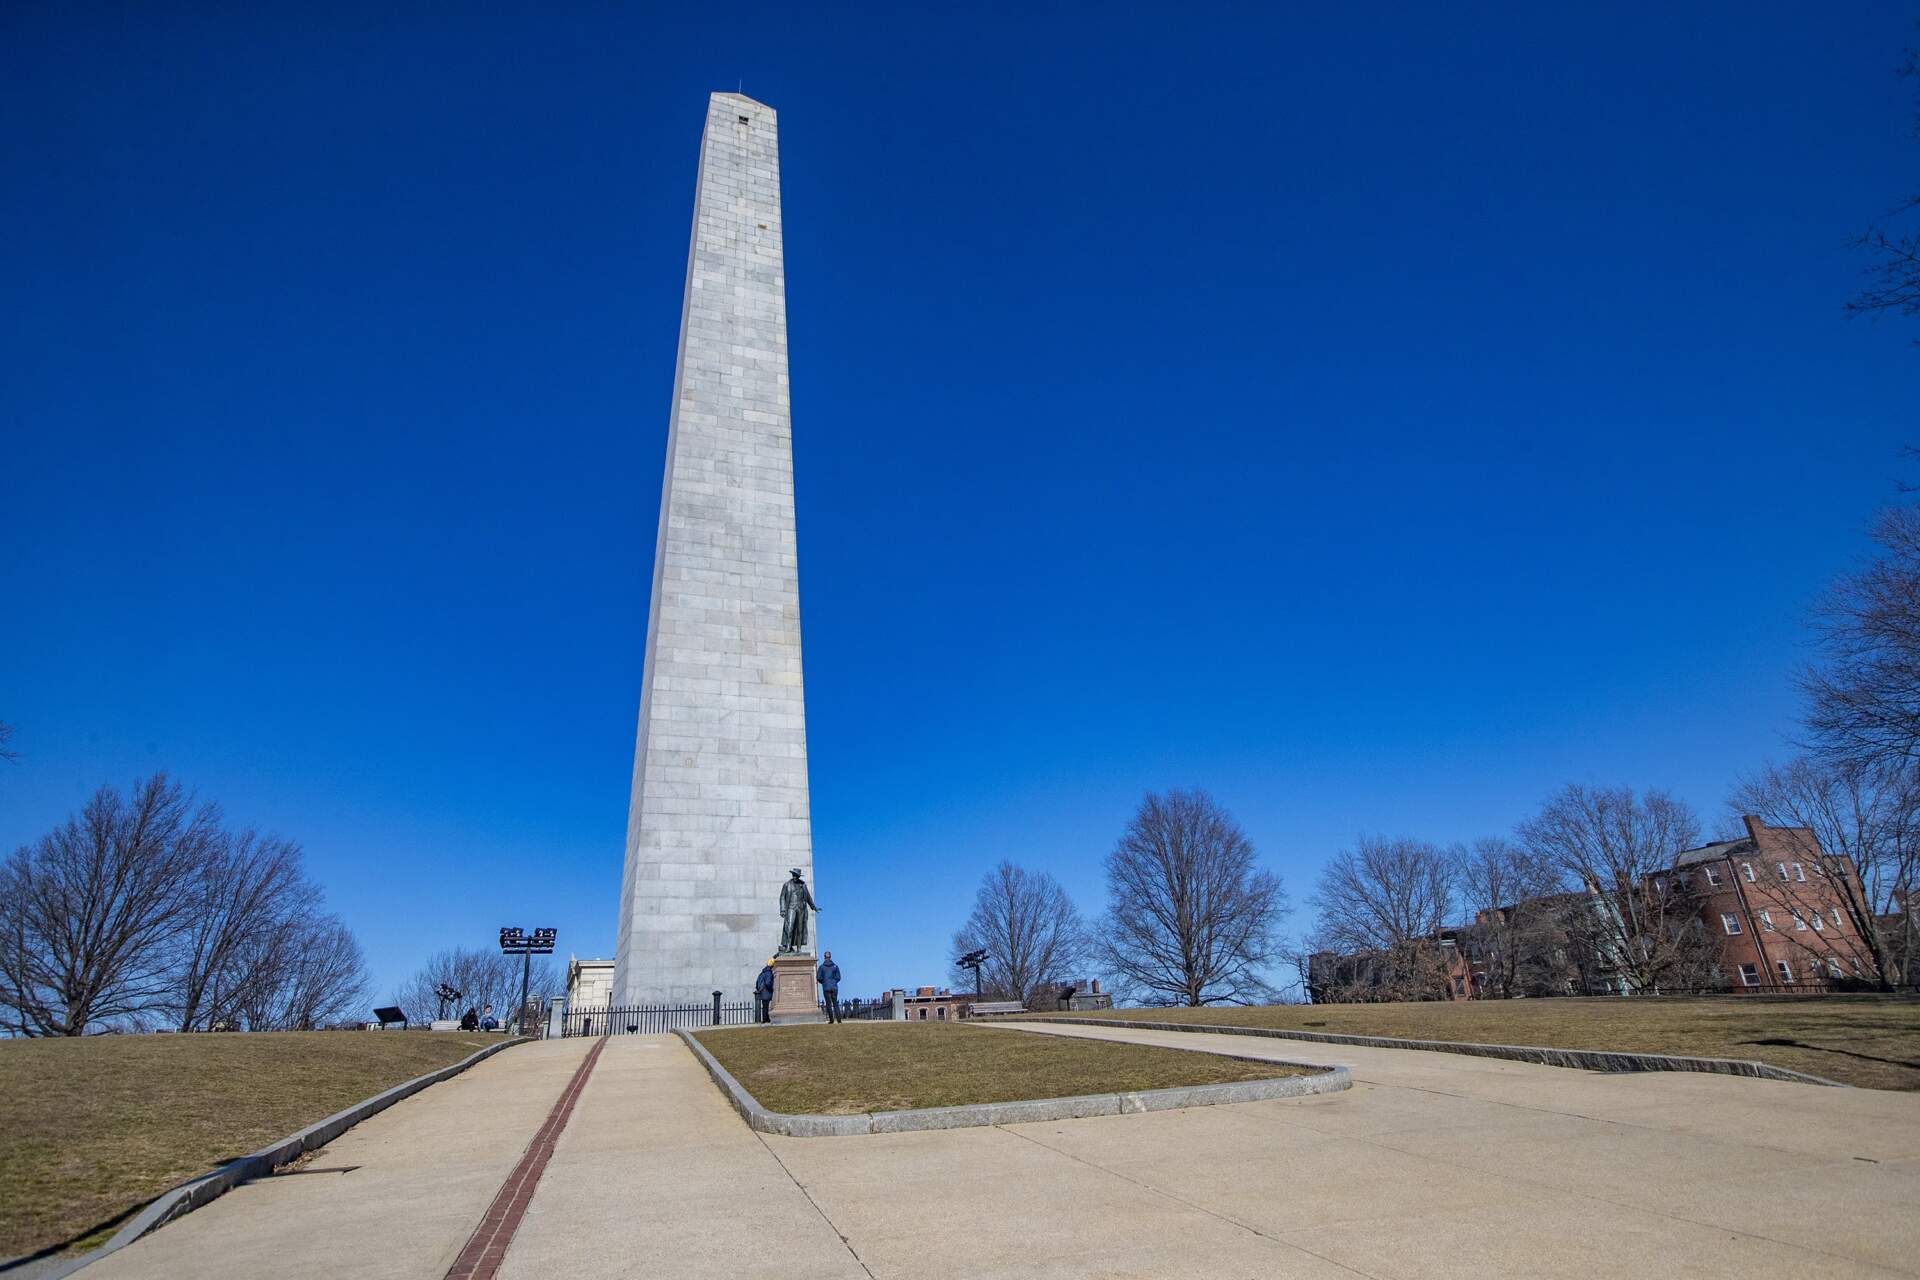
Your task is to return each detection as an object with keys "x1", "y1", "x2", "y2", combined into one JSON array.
[
  {"x1": 1665, "y1": 815, "x2": 1876, "y2": 990},
  {"x1": 1312, "y1": 816, "x2": 1879, "y2": 1001}
]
